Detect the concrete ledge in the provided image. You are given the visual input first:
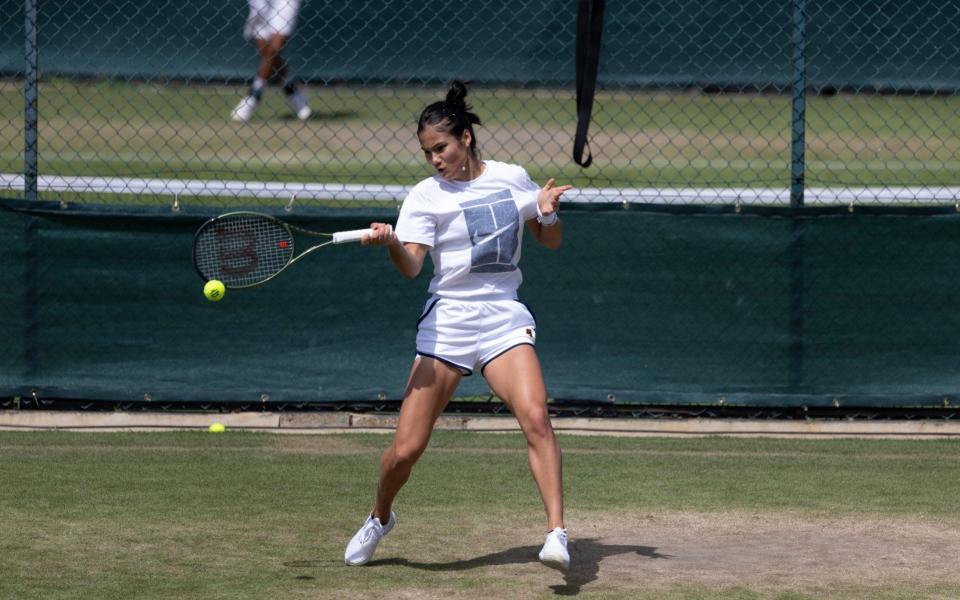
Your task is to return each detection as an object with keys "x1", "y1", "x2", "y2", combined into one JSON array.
[
  {"x1": 0, "y1": 411, "x2": 279, "y2": 432},
  {"x1": 1, "y1": 410, "x2": 960, "y2": 438}
]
